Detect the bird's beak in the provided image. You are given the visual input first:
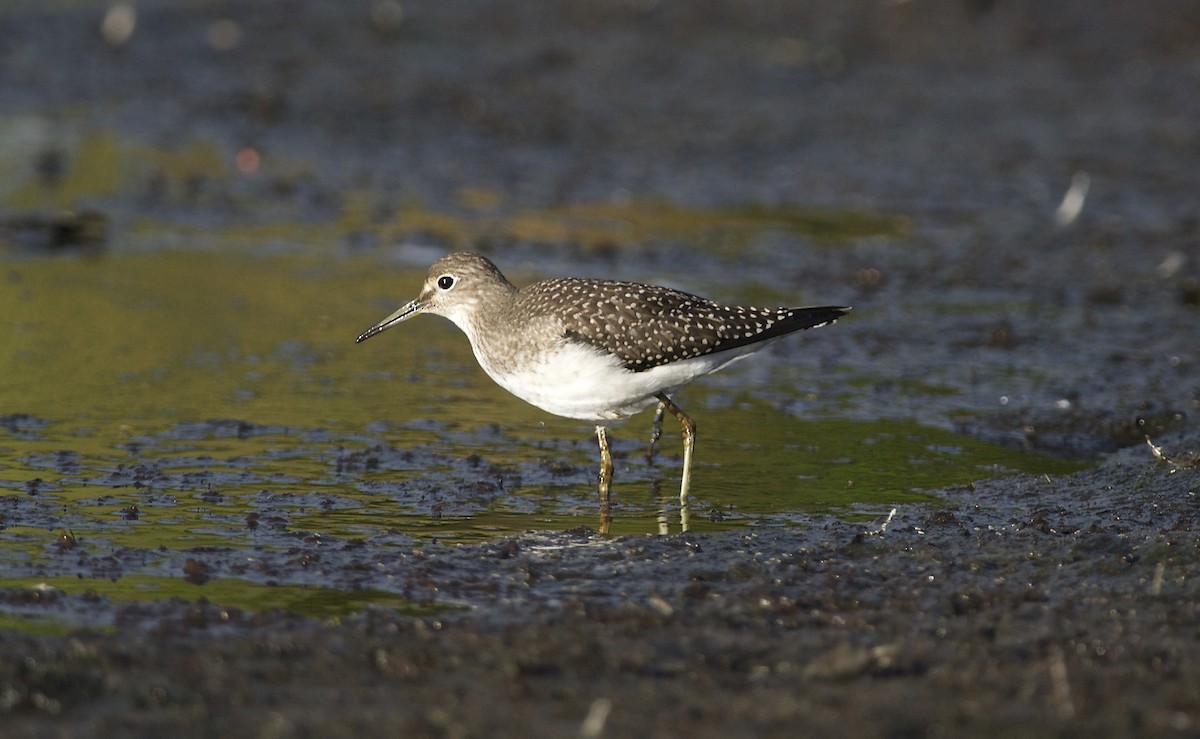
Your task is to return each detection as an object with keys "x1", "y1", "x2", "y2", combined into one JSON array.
[{"x1": 356, "y1": 299, "x2": 423, "y2": 343}]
